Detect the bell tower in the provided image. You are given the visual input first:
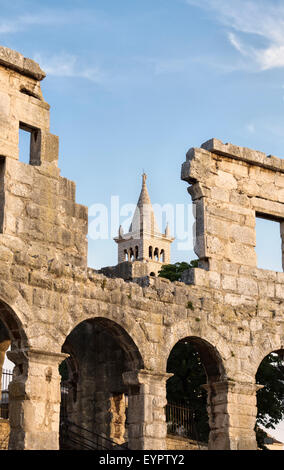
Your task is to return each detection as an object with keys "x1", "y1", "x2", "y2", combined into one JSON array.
[{"x1": 114, "y1": 173, "x2": 174, "y2": 276}]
